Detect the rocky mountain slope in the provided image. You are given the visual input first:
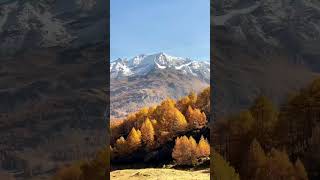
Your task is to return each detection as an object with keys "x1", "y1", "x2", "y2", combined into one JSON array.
[
  {"x1": 0, "y1": 0, "x2": 106, "y2": 55},
  {"x1": 213, "y1": 0, "x2": 320, "y2": 116},
  {"x1": 0, "y1": 0, "x2": 108, "y2": 179},
  {"x1": 110, "y1": 53, "x2": 210, "y2": 119}
]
